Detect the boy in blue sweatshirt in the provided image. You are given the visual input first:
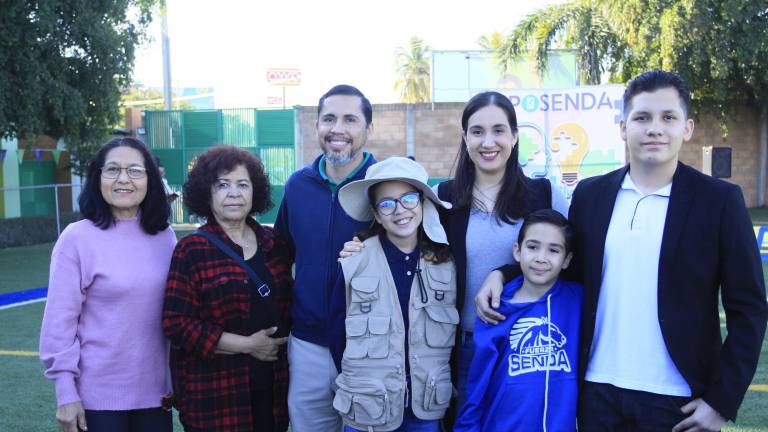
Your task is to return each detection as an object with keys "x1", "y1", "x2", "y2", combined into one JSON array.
[{"x1": 455, "y1": 209, "x2": 582, "y2": 432}]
